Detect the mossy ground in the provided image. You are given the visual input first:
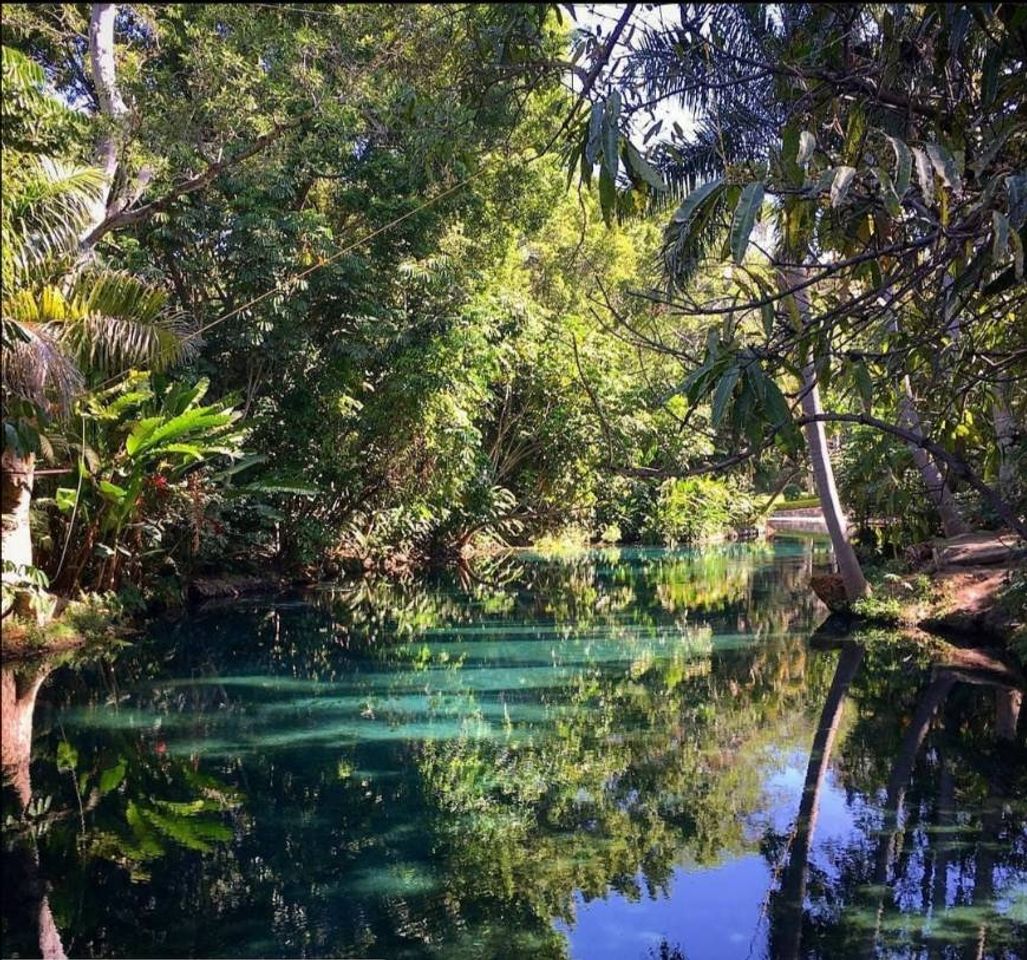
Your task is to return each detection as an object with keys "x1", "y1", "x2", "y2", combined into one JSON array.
[{"x1": 2, "y1": 593, "x2": 133, "y2": 659}]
